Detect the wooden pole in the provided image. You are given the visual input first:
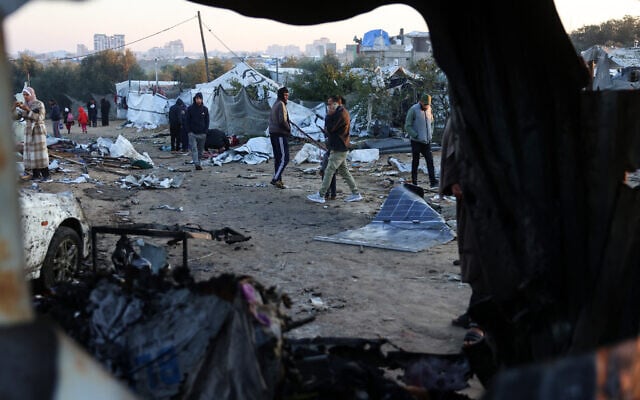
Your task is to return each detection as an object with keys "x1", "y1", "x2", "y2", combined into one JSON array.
[{"x1": 197, "y1": 11, "x2": 211, "y2": 82}]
